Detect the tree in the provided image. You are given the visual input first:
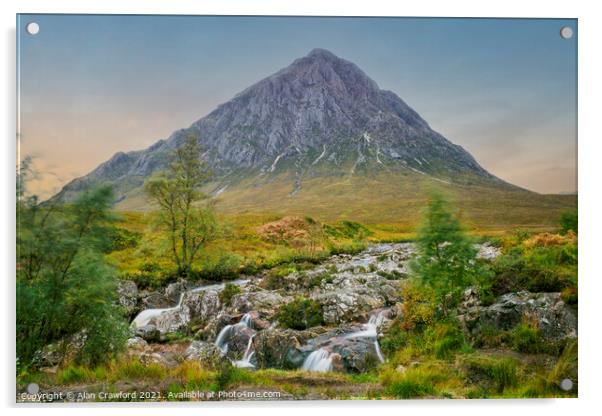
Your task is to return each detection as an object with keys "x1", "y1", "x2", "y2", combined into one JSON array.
[
  {"x1": 17, "y1": 160, "x2": 128, "y2": 368},
  {"x1": 411, "y1": 193, "x2": 481, "y2": 314},
  {"x1": 559, "y1": 209, "x2": 578, "y2": 235},
  {"x1": 144, "y1": 135, "x2": 217, "y2": 276}
]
